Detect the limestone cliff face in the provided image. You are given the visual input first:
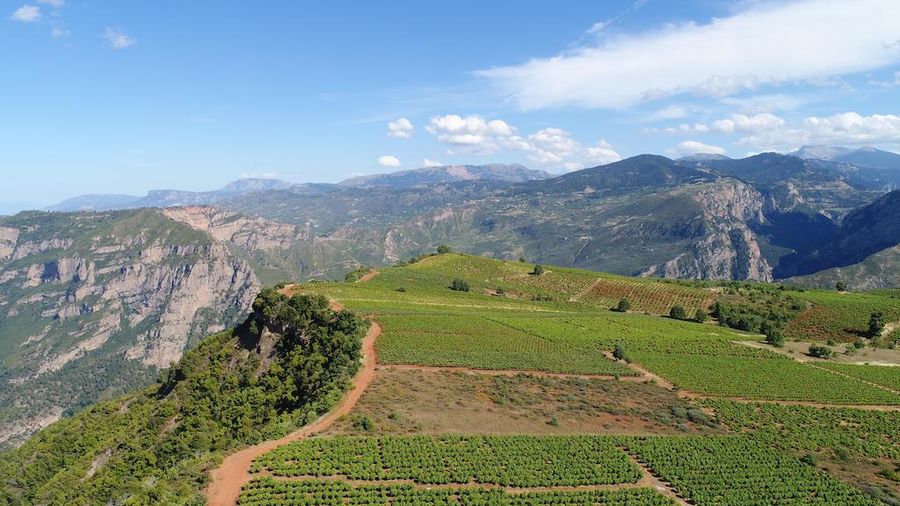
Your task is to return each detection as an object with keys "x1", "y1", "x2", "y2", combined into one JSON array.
[
  {"x1": 0, "y1": 209, "x2": 259, "y2": 445},
  {"x1": 640, "y1": 181, "x2": 773, "y2": 281}
]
